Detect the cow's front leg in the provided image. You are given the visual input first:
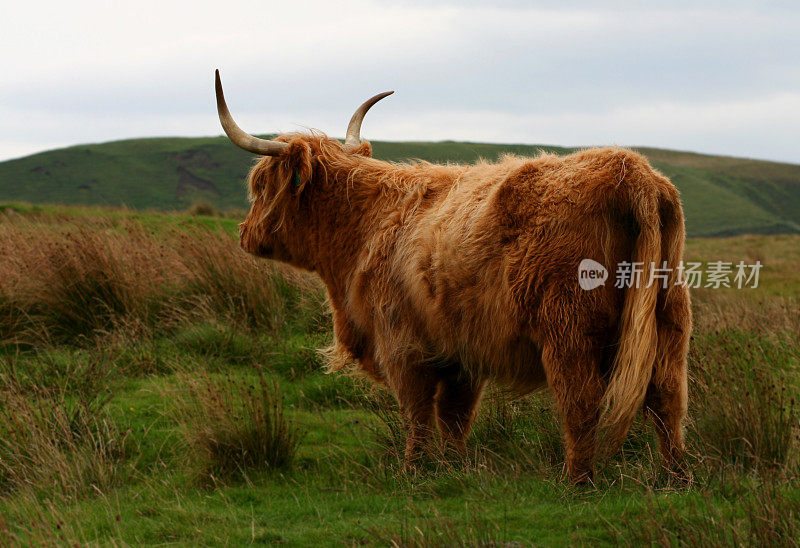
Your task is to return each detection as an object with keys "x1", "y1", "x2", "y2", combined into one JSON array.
[{"x1": 386, "y1": 362, "x2": 439, "y2": 464}]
